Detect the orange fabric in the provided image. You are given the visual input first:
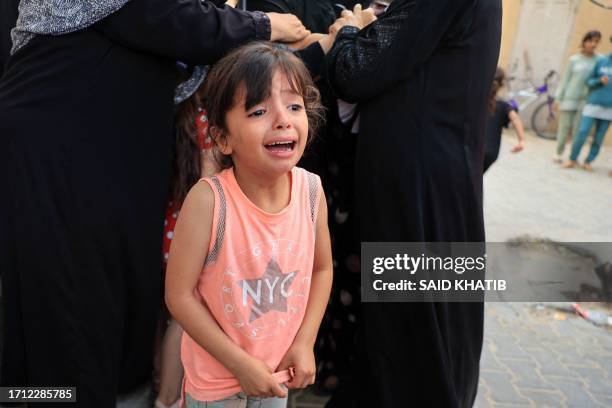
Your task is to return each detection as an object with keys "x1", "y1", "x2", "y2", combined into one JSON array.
[{"x1": 181, "y1": 166, "x2": 321, "y2": 401}]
